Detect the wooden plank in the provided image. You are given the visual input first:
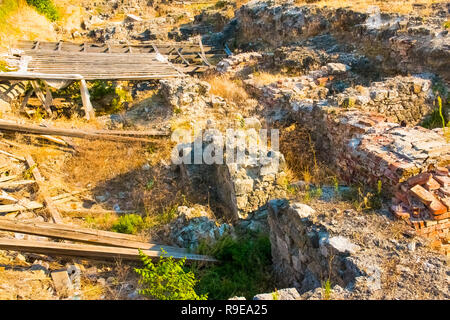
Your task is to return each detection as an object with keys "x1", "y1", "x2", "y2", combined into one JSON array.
[
  {"x1": 25, "y1": 155, "x2": 62, "y2": 224},
  {"x1": 0, "y1": 73, "x2": 84, "y2": 81},
  {"x1": 0, "y1": 219, "x2": 187, "y2": 253},
  {"x1": 0, "y1": 238, "x2": 217, "y2": 262},
  {"x1": 0, "y1": 120, "x2": 162, "y2": 143},
  {"x1": 0, "y1": 175, "x2": 17, "y2": 183},
  {"x1": 0, "y1": 201, "x2": 43, "y2": 213},
  {"x1": 0, "y1": 190, "x2": 17, "y2": 204},
  {"x1": 0, "y1": 149, "x2": 25, "y2": 162},
  {"x1": 0, "y1": 180, "x2": 35, "y2": 189}
]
